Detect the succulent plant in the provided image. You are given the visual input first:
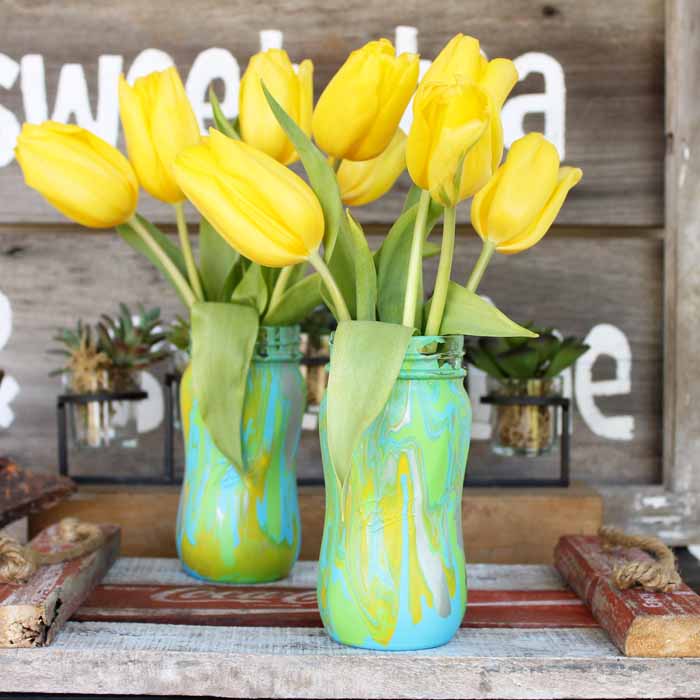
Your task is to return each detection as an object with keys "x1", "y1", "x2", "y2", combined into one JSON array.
[
  {"x1": 301, "y1": 306, "x2": 336, "y2": 351},
  {"x1": 166, "y1": 315, "x2": 191, "y2": 354},
  {"x1": 465, "y1": 326, "x2": 589, "y2": 380},
  {"x1": 49, "y1": 321, "x2": 111, "y2": 393}
]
